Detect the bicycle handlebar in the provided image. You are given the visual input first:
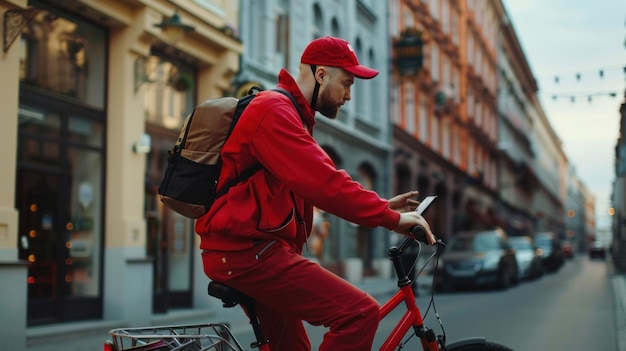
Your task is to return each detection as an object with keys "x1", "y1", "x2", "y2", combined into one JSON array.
[
  {"x1": 407, "y1": 225, "x2": 446, "y2": 252},
  {"x1": 410, "y1": 225, "x2": 428, "y2": 243}
]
